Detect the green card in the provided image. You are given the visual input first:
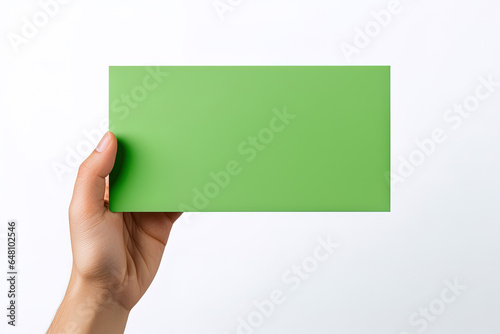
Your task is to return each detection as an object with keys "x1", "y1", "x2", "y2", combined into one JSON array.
[{"x1": 109, "y1": 66, "x2": 390, "y2": 212}]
